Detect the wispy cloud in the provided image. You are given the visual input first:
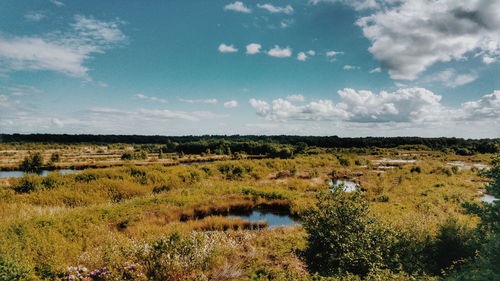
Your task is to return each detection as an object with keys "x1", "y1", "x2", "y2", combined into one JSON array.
[
  {"x1": 326, "y1": 50, "x2": 344, "y2": 57},
  {"x1": 24, "y1": 11, "x2": 46, "y2": 22},
  {"x1": 179, "y1": 98, "x2": 218, "y2": 104},
  {"x1": 224, "y1": 100, "x2": 238, "y2": 108},
  {"x1": 424, "y1": 69, "x2": 478, "y2": 88},
  {"x1": 134, "y1": 94, "x2": 167, "y2": 103},
  {"x1": 369, "y1": 67, "x2": 381, "y2": 73},
  {"x1": 218, "y1": 43, "x2": 238, "y2": 53},
  {"x1": 343, "y1": 65, "x2": 359, "y2": 70},
  {"x1": 224, "y1": 1, "x2": 251, "y2": 13},
  {"x1": 257, "y1": 4, "x2": 294, "y2": 14},
  {"x1": 0, "y1": 15, "x2": 126, "y2": 79},
  {"x1": 50, "y1": 0, "x2": 64, "y2": 7},
  {"x1": 286, "y1": 94, "x2": 305, "y2": 102}
]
